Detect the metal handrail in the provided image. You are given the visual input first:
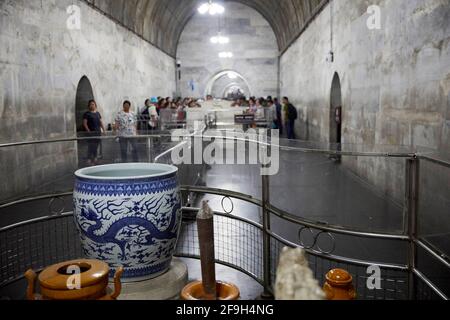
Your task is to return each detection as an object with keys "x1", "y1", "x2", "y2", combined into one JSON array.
[
  {"x1": 182, "y1": 207, "x2": 263, "y2": 230},
  {"x1": 0, "y1": 132, "x2": 422, "y2": 159},
  {"x1": 0, "y1": 211, "x2": 73, "y2": 232},
  {"x1": 181, "y1": 186, "x2": 262, "y2": 207},
  {"x1": 415, "y1": 239, "x2": 450, "y2": 269},
  {"x1": 154, "y1": 141, "x2": 188, "y2": 163},
  {"x1": 413, "y1": 269, "x2": 449, "y2": 300},
  {"x1": 0, "y1": 186, "x2": 423, "y2": 242},
  {"x1": 267, "y1": 204, "x2": 409, "y2": 241},
  {"x1": 268, "y1": 231, "x2": 409, "y2": 271},
  {"x1": 182, "y1": 186, "x2": 409, "y2": 241},
  {"x1": 0, "y1": 134, "x2": 172, "y2": 148},
  {"x1": 0, "y1": 192, "x2": 73, "y2": 209},
  {"x1": 199, "y1": 132, "x2": 418, "y2": 159},
  {"x1": 154, "y1": 124, "x2": 208, "y2": 163},
  {"x1": 417, "y1": 154, "x2": 450, "y2": 168}
]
